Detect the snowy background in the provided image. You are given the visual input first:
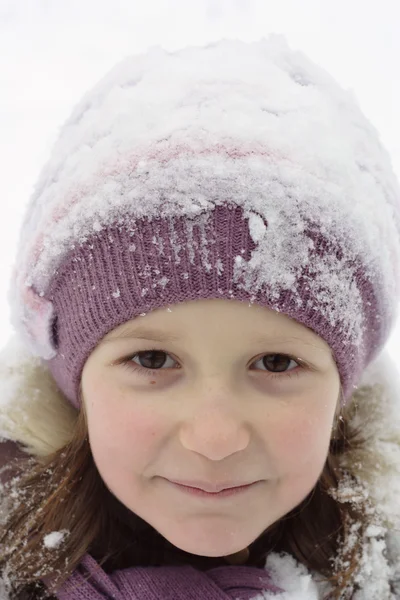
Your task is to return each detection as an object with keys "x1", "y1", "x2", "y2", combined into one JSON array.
[{"x1": 1, "y1": 0, "x2": 400, "y2": 357}]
